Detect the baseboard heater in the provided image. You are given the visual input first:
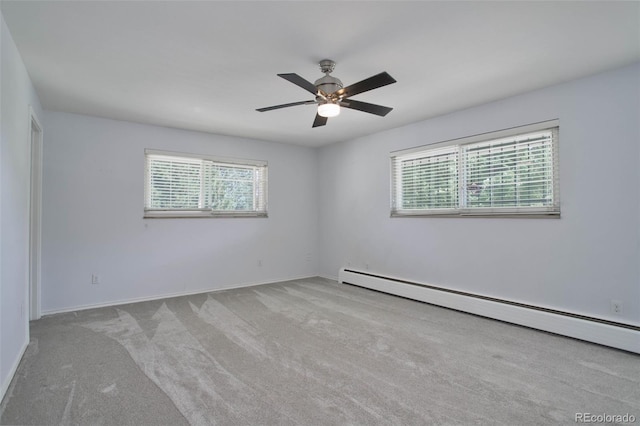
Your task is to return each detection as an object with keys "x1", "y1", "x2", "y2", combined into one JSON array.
[{"x1": 338, "y1": 268, "x2": 640, "y2": 354}]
